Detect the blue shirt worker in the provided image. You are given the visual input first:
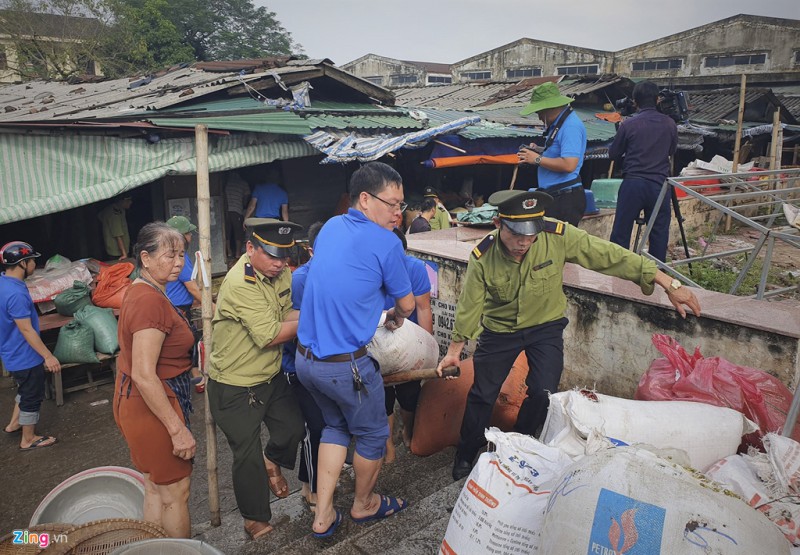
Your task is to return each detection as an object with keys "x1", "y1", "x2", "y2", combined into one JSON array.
[
  {"x1": 382, "y1": 228, "x2": 433, "y2": 464},
  {"x1": 245, "y1": 167, "x2": 289, "y2": 222},
  {"x1": 207, "y1": 218, "x2": 305, "y2": 541},
  {"x1": 165, "y1": 215, "x2": 206, "y2": 393},
  {"x1": 296, "y1": 162, "x2": 415, "y2": 538},
  {"x1": 609, "y1": 81, "x2": 679, "y2": 262},
  {"x1": 281, "y1": 221, "x2": 326, "y2": 513},
  {"x1": 518, "y1": 82, "x2": 587, "y2": 226},
  {"x1": 436, "y1": 190, "x2": 702, "y2": 481},
  {"x1": 0, "y1": 241, "x2": 60, "y2": 450}
]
